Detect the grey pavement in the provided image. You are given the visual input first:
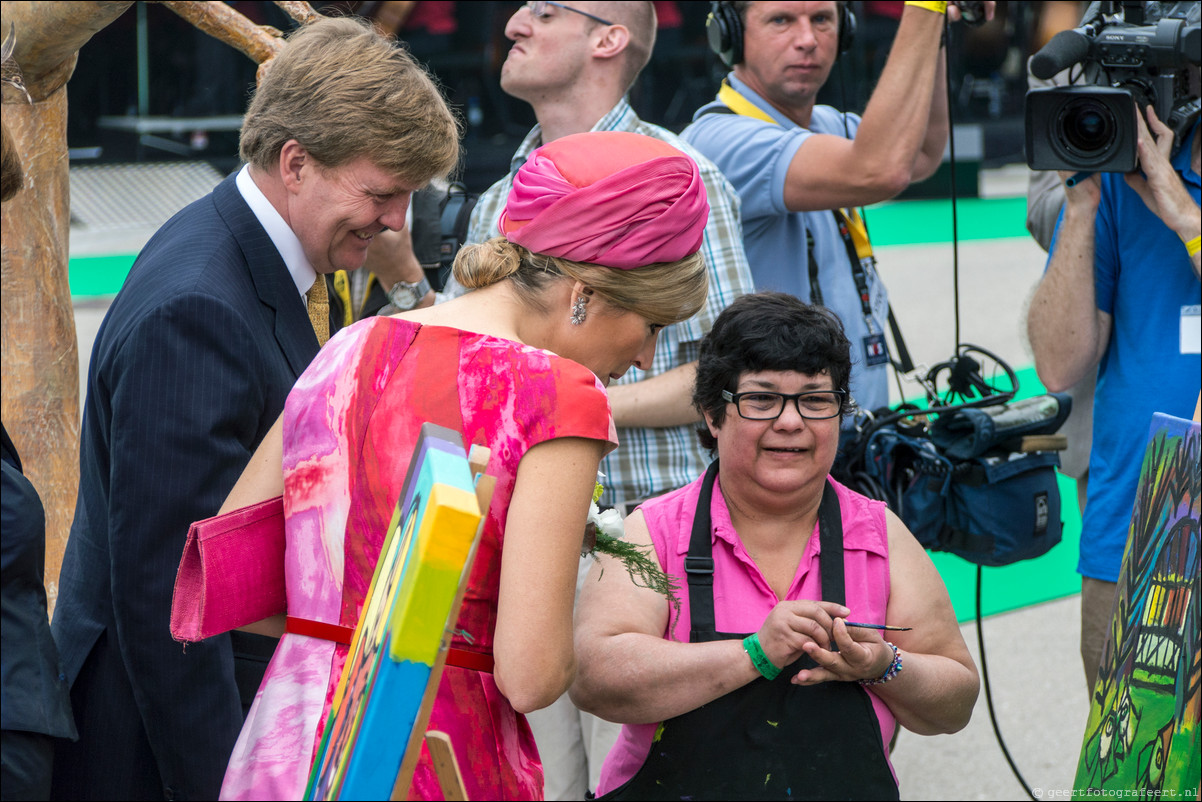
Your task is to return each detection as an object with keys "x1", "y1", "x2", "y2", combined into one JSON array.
[
  {"x1": 875, "y1": 235, "x2": 1047, "y2": 407},
  {"x1": 871, "y1": 232, "x2": 1092, "y2": 800},
  {"x1": 67, "y1": 170, "x2": 1093, "y2": 800},
  {"x1": 893, "y1": 594, "x2": 1090, "y2": 801}
]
